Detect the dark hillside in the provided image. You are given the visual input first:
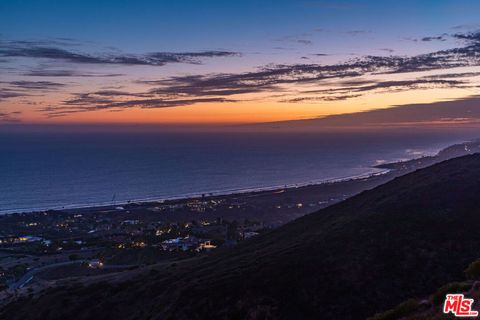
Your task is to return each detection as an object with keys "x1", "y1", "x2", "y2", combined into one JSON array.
[{"x1": 4, "y1": 154, "x2": 480, "y2": 320}]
